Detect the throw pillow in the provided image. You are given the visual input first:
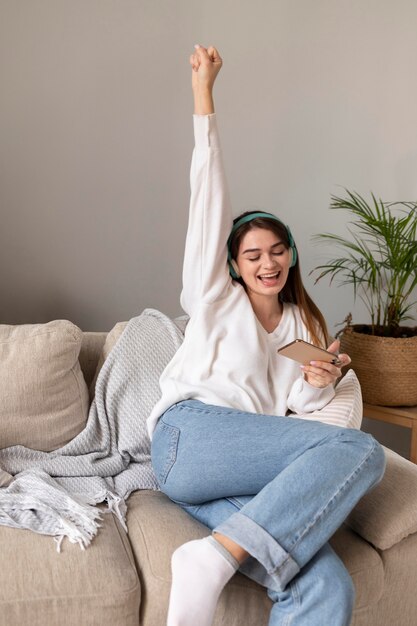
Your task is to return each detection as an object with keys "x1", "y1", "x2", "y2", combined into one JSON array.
[
  {"x1": 289, "y1": 369, "x2": 363, "y2": 429},
  {"x1": 0, "y1": 320, "x2": 89, "y2": 451}
]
